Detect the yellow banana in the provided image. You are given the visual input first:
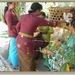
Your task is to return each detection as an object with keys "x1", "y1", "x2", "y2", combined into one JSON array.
[{"x1": 66, "y1": 63, "x2": 70, "y2": 72}]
